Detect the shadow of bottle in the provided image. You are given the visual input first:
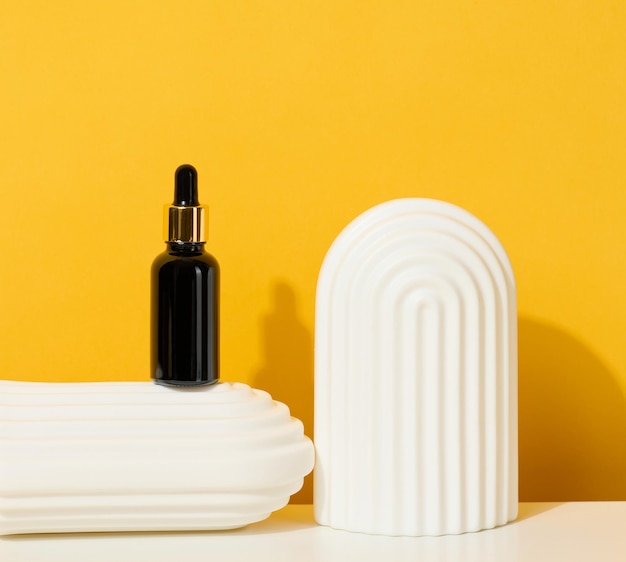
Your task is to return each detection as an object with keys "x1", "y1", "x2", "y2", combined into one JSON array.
[
  {"x1": 252, "y1": 281, "x2": 314, "y2": 504},
  {"x1": 519, "y1": 316, "x2": 626, "y2": 500}
]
